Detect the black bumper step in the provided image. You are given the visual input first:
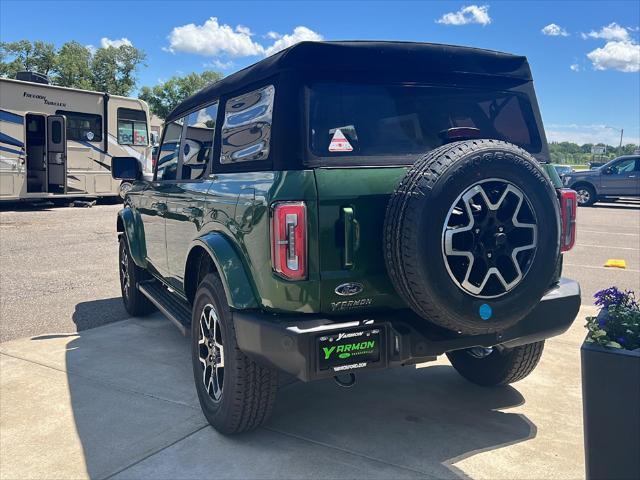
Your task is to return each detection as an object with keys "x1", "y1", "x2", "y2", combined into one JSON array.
[
  {"x1": 234, "y1": 278, "x2": 581, "y2": 382},
  {"x1": 138, "y1": 280, "x2": 191, "y2": 335}
]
